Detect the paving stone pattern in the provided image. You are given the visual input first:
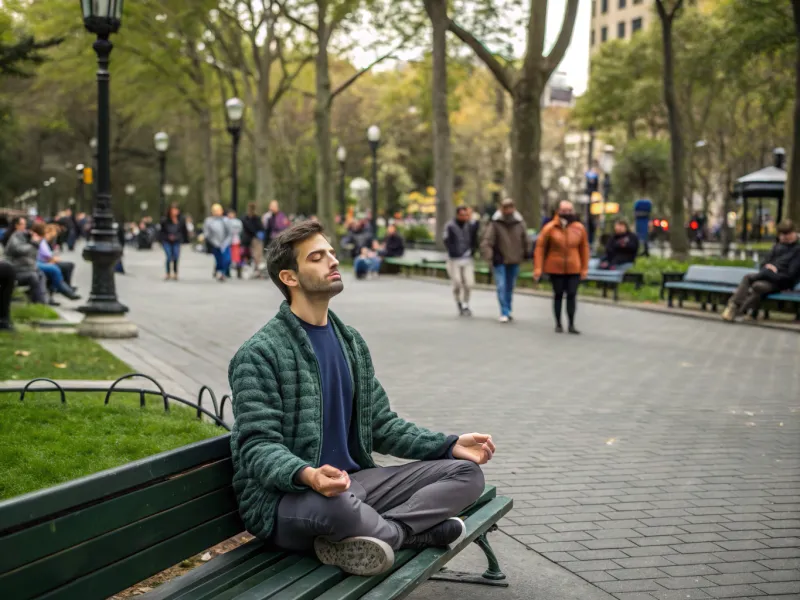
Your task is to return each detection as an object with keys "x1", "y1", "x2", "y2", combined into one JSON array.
[{"x1": 73, "y1": 249, "x2": 800, "y2": 598}]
